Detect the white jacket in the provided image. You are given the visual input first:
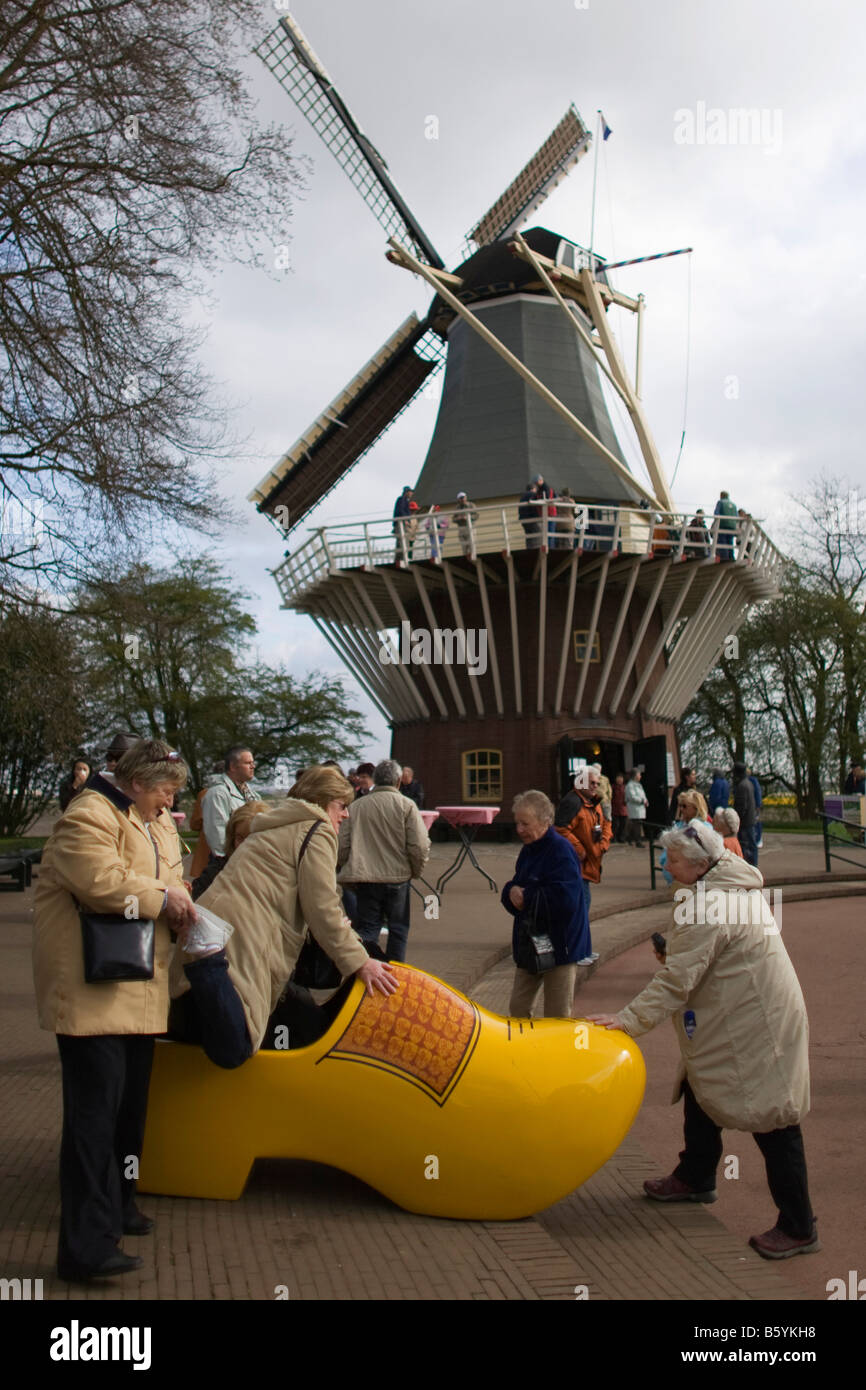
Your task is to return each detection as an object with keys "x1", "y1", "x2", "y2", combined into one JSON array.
[
  {"x1": 618, "y1": 853, "x2": 810, "y2": 1132},
  {"x1": 625, "y1": 779, "x2": 648, "y2": 818}
]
